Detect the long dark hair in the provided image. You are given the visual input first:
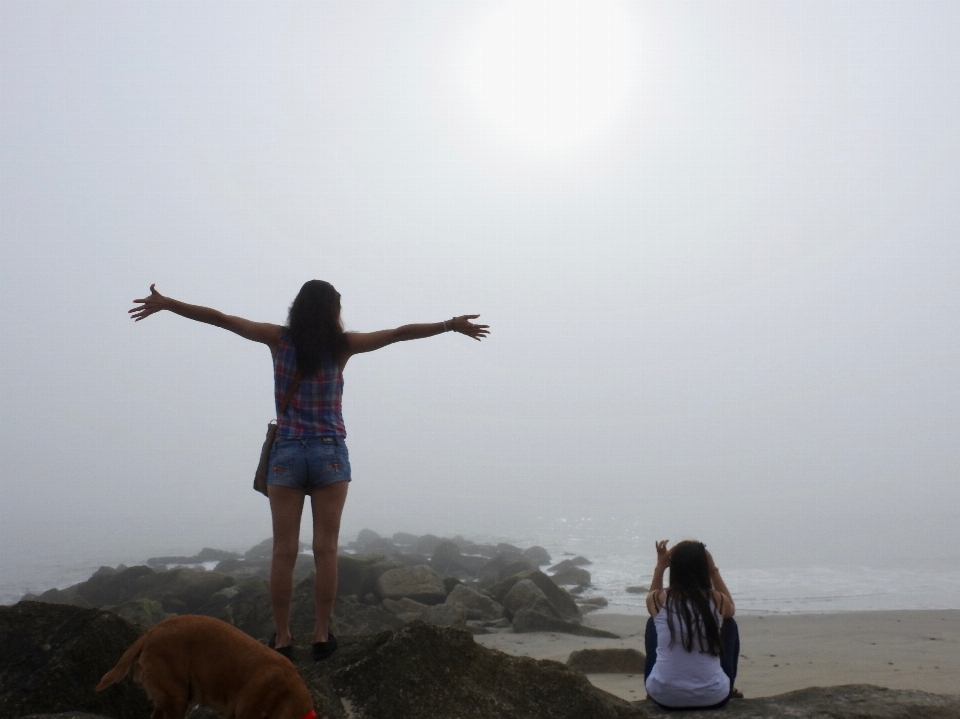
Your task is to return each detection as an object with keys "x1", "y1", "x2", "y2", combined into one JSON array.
[
  {"x1": 664, "y1": 540, "x2": 722, "y2": 656},
  {"x1": 287, "y1": 280, "x2": 346, "y2": 376}
]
